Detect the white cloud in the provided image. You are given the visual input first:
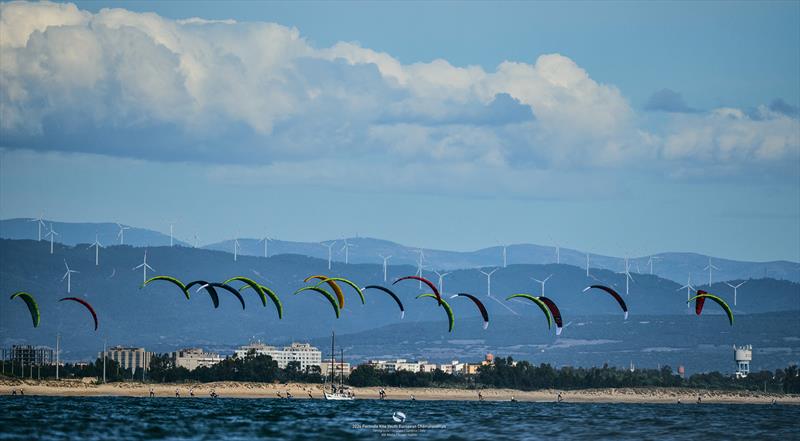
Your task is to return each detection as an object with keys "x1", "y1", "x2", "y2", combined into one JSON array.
[{"x1": 0, "y1": 1, "x2": 797, "y2": 195}]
